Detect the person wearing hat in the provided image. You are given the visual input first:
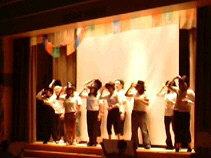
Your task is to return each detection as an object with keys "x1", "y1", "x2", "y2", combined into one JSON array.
[
  {"x1": 126, "y1": 81, "x2": 151, "y2": 149},
  {"x1": 100, "y1": 82, "x2": 121, "y2": 140},
  {"x1": 157, "y1": 80, "x2": 177, "y2": 149},
  {"x1": 36, "y1": 87, "x2": 55, "y2": 144},
  {"x1": 168, "y1": 76, "x2": 195, "y2": 152},
  {"x1": 80, "y1": 79, "x2": 102, "y2": 146},
  {"x1": 63, "y1": 83, "x2": 82, "y2": 145},
  {"x1": 115, "y1": 79, "x2": 127, "y2": 139}
]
